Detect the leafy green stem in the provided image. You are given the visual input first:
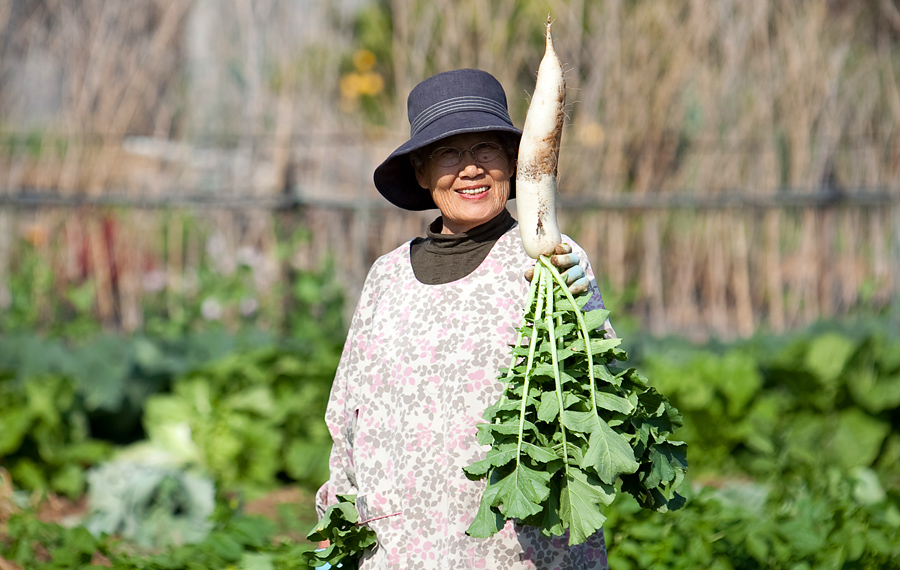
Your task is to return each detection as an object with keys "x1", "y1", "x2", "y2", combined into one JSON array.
[
  {"x1": 540, "y1": 257, "x2": 570, "y2": 472},
  {"x1": 515, "y1": 262, "x2": 547, "y2": 466},
  {"x1": 542, "y1": 257, "x2": 598, "y2": 414},
  {"x1": 500, "y1": 263, "x2": 543, "y2": 408}
]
